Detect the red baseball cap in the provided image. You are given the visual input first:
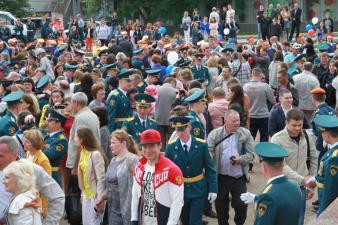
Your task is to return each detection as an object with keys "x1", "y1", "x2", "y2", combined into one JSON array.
[{"x1": 140, "y1": 129, "x2": 161, "y2": 145}]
